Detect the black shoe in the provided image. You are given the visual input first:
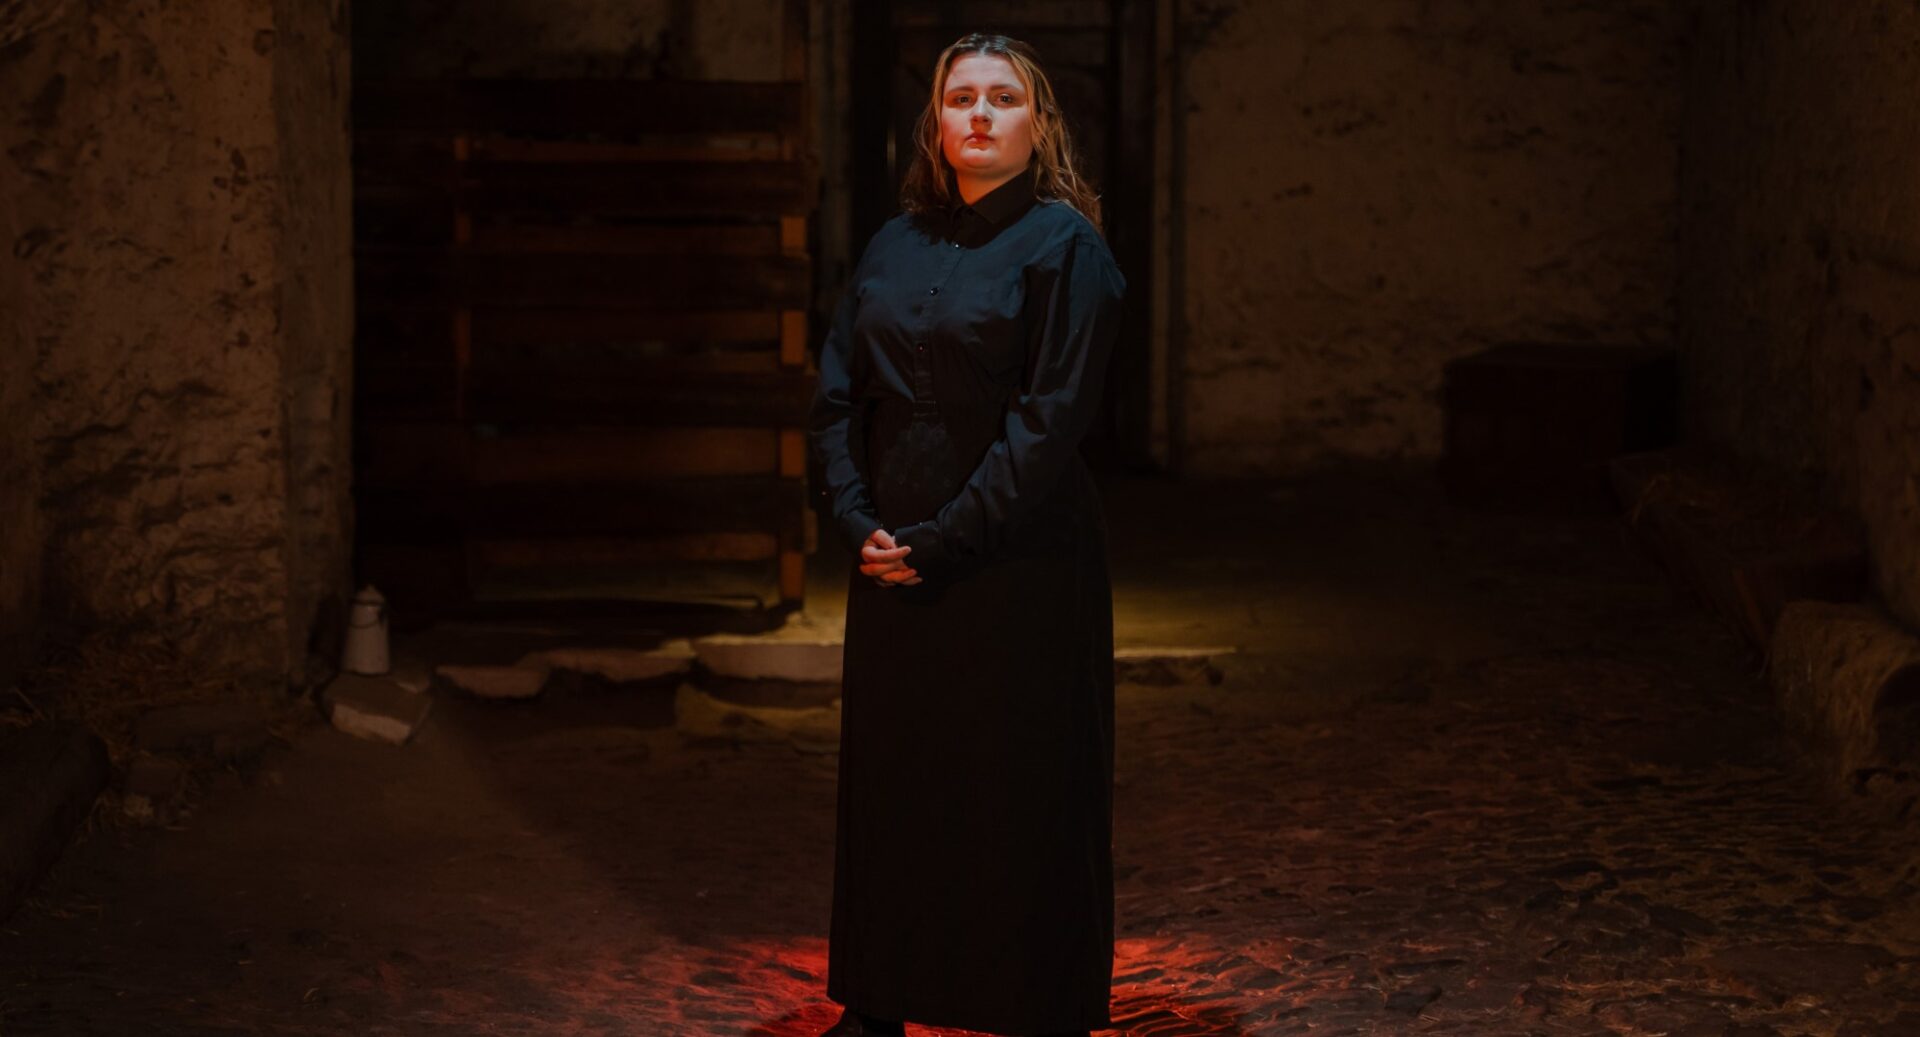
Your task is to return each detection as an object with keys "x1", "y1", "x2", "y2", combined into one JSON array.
[{"x1": 819, "y1": 1006, "x2": 907, "y2": 1037}]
